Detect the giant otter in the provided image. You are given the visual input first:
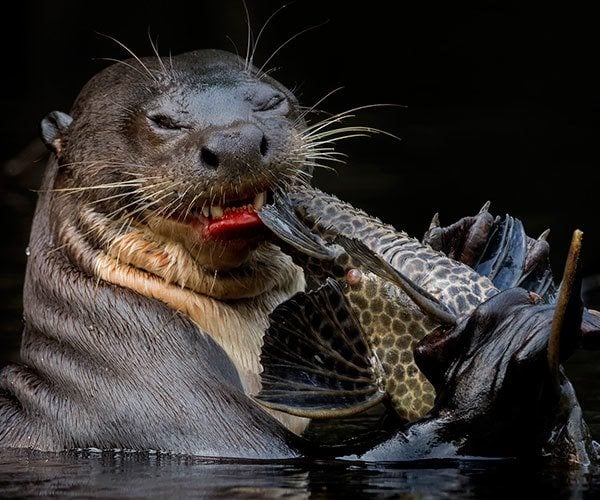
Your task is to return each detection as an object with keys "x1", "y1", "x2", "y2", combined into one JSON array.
[
  {"x1": 1, "y1": 47, "x2": 598, "y2": 464},
  {"x1": 0, "y1": 49, "x2": 310, "y2": 457}
]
